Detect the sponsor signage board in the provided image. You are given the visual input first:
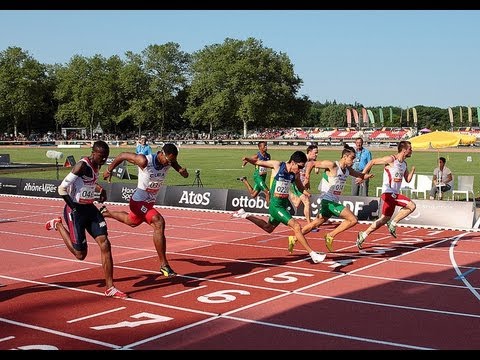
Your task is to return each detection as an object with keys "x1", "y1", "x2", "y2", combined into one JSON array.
[
  {"x1": 392, "y1": 198, "x2": 475, "y2": 228},
  {"x1": 0, "y1": 177, "x2": 21, "y2": 194},
  {"x1": 109, "y1": 182, "x2": 137, "y2": 203},
  {"x1": 309, "y1": 195, "x2": 380, "y2": 221},
  {"x1": 163, "y1": 186, "x2": 227, "y2": 210},
  {"x1": 18, "y1": 179, "x2": 61, "y2": 198}
]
